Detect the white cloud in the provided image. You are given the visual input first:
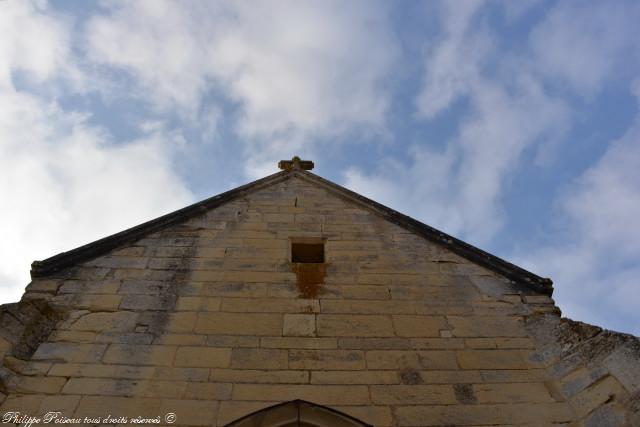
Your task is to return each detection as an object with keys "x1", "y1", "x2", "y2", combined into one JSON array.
[
  {"x1": 85, "y1": 0, "x2": 398, "y2": 173},
  {"x1": 519, "y1": 92, "x2": 640, "y2": 334},
  {"x1": 530, "y1": 0, "x2": 640, "y2": 96},
  {"x1": 0, "y1": 89, "x2": 194, "y2": 303},
  {"x1": 0, "y1": 0, "x2": 72, "y2": 88},
  {"x1": 347, "y1": 2, "x2": 569, "y2": 244},
  {"x1": 0, "y1": 1, "x2": 194, "y2": 303}
]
